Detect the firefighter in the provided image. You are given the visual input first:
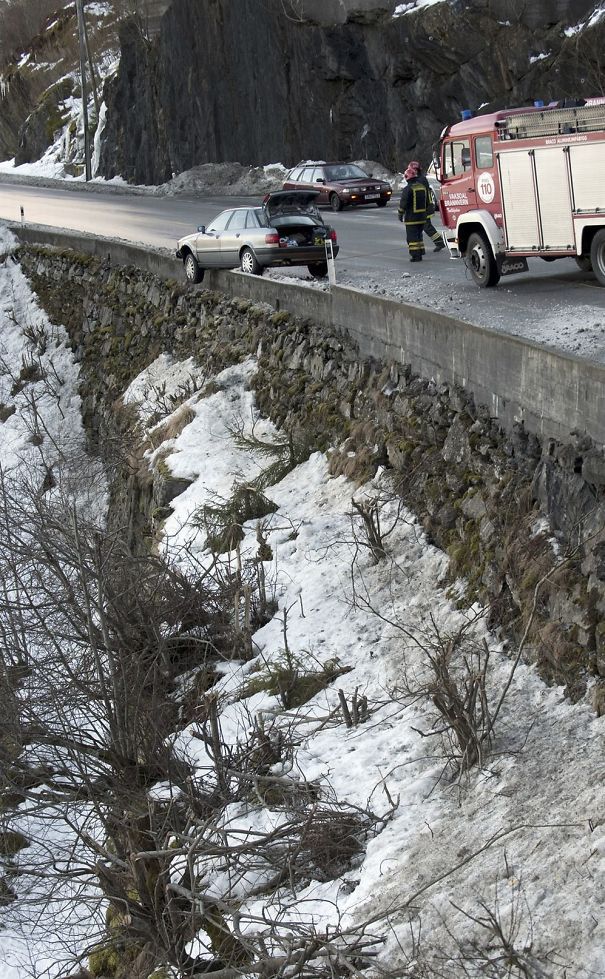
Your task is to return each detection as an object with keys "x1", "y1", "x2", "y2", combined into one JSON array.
[{"x1": 397, "y1": 161, "x2": 429, "y2": 262}]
